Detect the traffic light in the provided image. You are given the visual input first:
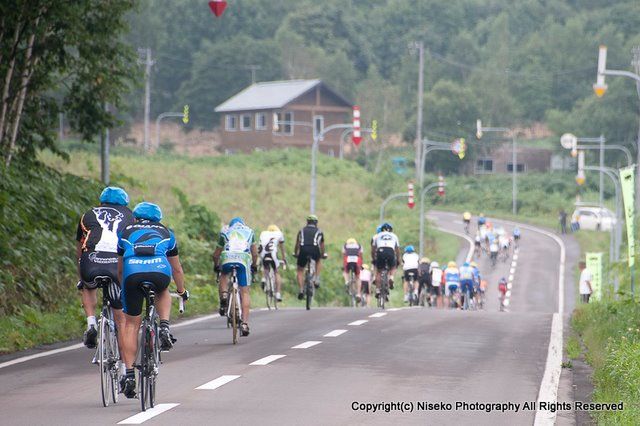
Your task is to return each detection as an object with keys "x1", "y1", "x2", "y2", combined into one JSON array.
[
  {"x1": 182, "y1": 105, "x2": 189, "y2": 124},
  {"x1": 352, "y1": 106, "x2": 362, "y2": 146},
  {"x1": 438, "y1": 175, "x2": 445, "y2": 196},
  {"x1": 407, "y1": 182, "x2": 415, "y2": 209}
]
